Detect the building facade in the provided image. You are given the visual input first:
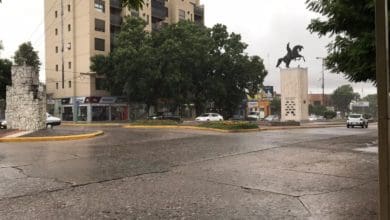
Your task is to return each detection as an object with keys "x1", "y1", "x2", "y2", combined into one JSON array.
[{"x1": 44, "y1": 0, "x2": 204, "y2": 121}]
